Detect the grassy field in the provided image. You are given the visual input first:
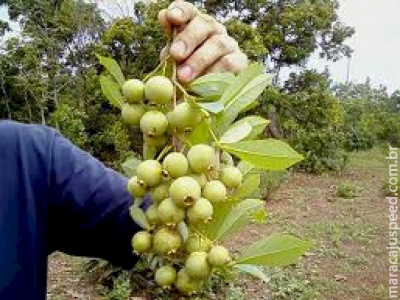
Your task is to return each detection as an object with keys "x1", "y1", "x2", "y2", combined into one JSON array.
[{"x1": 48, "y1": 146, "x2": 392, "y2": 300}]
